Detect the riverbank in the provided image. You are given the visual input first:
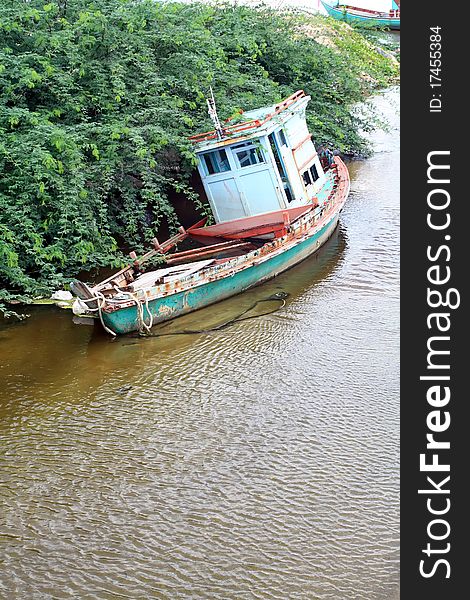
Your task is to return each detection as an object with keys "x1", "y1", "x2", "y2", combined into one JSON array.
[{"x1": 0, "y1": 0, "x2": 399, "y2": 317}]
